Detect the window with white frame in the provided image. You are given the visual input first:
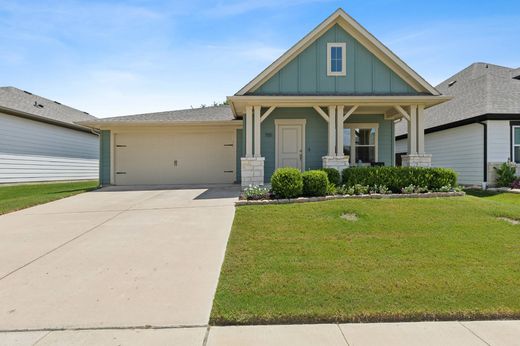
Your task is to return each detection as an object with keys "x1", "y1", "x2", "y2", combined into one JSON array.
[
  {"x1": 513, "y1": 126, "x2": 520, "y2": 163},
  {"x1": 327, "y1": 43, "x2": 346, "y2": 76},
  {"x1": 343, "y1": 124, "x2": 378, "y2": 165}
]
